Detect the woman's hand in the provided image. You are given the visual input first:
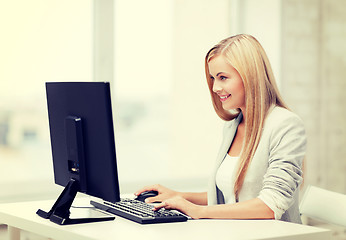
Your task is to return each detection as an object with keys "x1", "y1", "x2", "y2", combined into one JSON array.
[
  {"x1": 152, "y1": 196, "x2": 204, "y2": 219},
  {"x1": 135, "y1": 184, "x2": 207, "y2": 219},
  {"x1": 134, "y1": 184, "x2": 181, "y2": 203}
]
